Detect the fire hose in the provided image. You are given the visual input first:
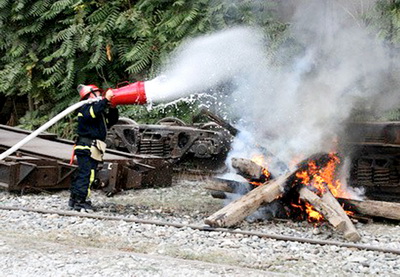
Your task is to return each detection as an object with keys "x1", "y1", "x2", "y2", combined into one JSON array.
[
  {"x1": 0, "y1": 81, "x2": 149, "y2": 161},
  {"x1": 0, "y1": 98, "x2": 100, "y2": 161}
]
